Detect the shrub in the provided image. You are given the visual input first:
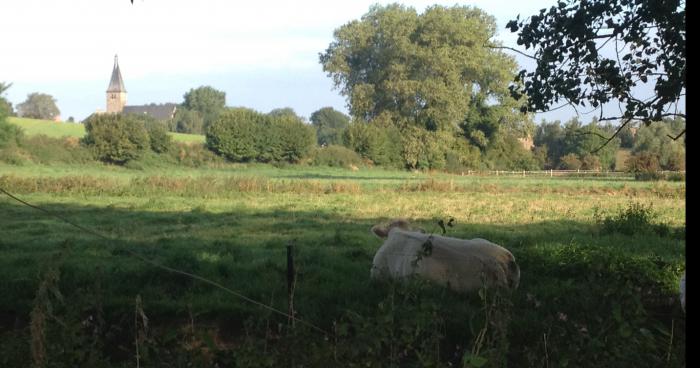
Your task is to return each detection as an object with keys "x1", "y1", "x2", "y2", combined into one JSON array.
[
  {"x1": 20, "y1": 135, "x2": 93, "y2": 164},
  {"x1": 142, "y1": 119, "x2": 172, "y2": 153},
  {"x1": 169, "y1": 142, "x2": 225, "y2": 168},
  {"x1": 310, "y1": 145, "x2": 363, "y2": 167},
  {"x1": 594, "y1": 202, "x2": 671, "y2": 237},
  {"x1": 343, "y1": 118, "x2": 403, "y2": 168},
  {"x1": 274, "y1": 115, "x2": 317, "y2": 163},
  {"x1": 206, "y1": 108, "x2": 263, "y2": 162},
  {"x1": 626, "y1": 152, "x2": 663, "y2": 180},
  {"x1": 82, "y1": 113, "x2": 149, "y2": 164},
  {"x1": 206, "y1": 108, "x2": 316, "y2": 163},
  {"x1": 580, "y1": 153, "x2": 601, "y2": 170},
  {"x1": 559, "y1": 153, "x2": 582, "y2": 170},
  {"x1": 0, "y1": 119, "x2": 23, "y2": 149}
]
